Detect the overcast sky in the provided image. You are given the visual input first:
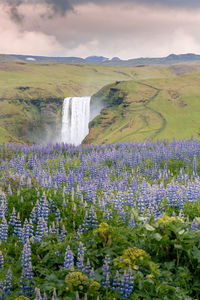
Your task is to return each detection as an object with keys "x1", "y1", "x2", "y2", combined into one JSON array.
[{"x1": 1, "y1": 0, "x2": 200, "y2": 59}]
